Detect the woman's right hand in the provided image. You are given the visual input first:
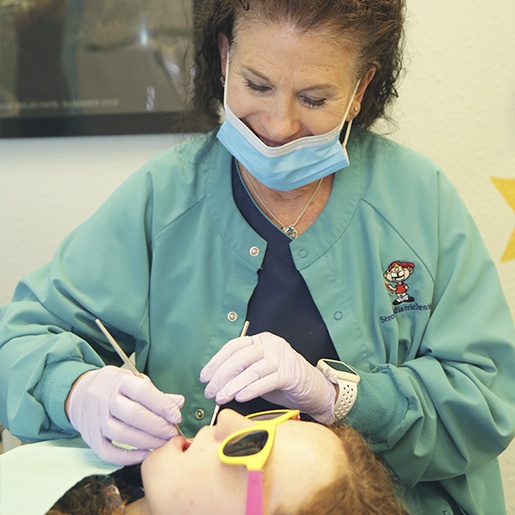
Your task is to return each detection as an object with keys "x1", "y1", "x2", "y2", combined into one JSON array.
[{"x1": 66, "y1": 365, "x2": 184, "y2": 465}]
